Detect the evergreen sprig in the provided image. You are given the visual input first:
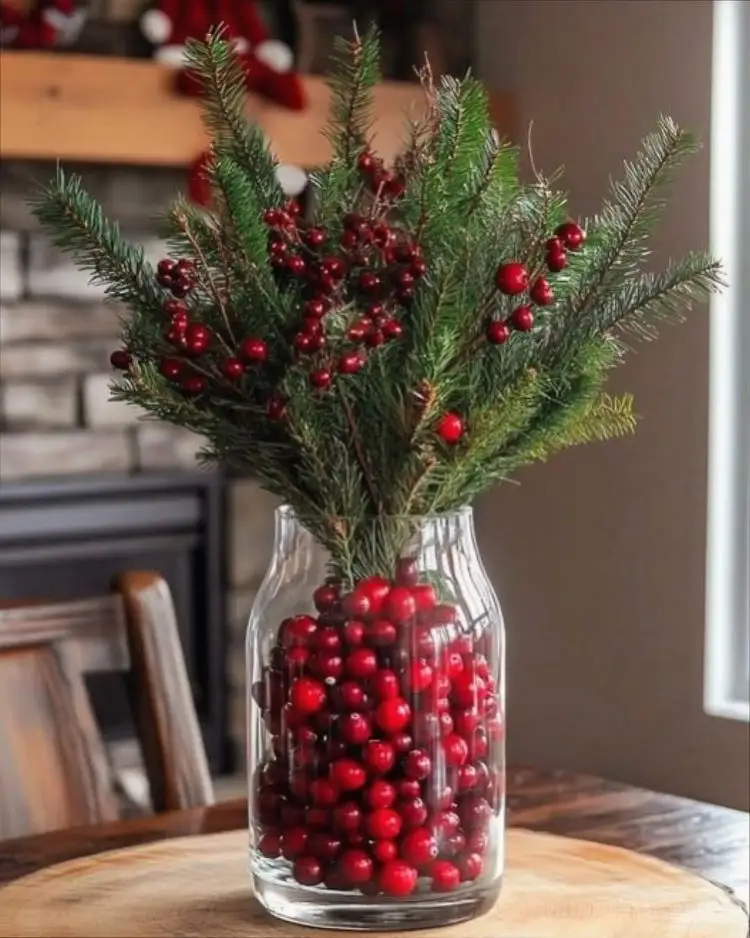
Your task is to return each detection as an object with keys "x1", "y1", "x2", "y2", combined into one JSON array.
[{"x1": 32, "y1": 29, "x2": 723, "y2": 581}]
